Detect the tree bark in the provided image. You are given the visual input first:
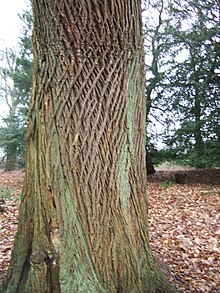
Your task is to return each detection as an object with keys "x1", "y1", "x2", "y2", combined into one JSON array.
[
  {"x1": 189, "y1": 42, "x2": 204, "y2": 165},
  {"x1": 3, "y1": 1, "x2": 176, "y2": 292},
  {"x1": 4, "y1": 112, "x2": 18, "y2": 171},
  {"x1": 4, "y1": 143, "x2": 17, "y2": 171}
]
